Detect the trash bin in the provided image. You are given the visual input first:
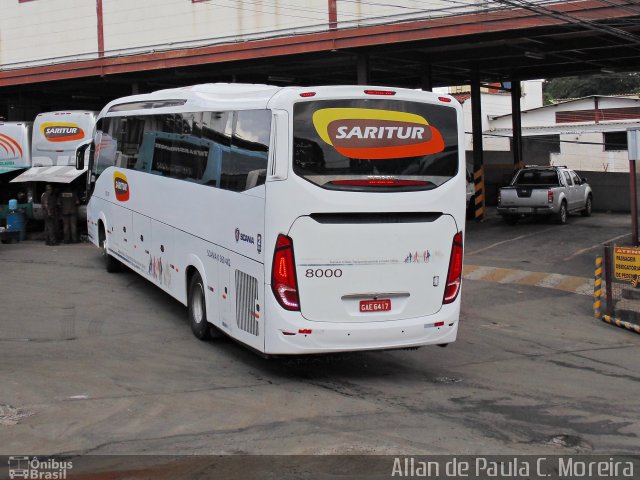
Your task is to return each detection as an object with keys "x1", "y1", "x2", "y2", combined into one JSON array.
[{"x1": 7, "y1": 199, "x2": 26, "y2": 241}]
